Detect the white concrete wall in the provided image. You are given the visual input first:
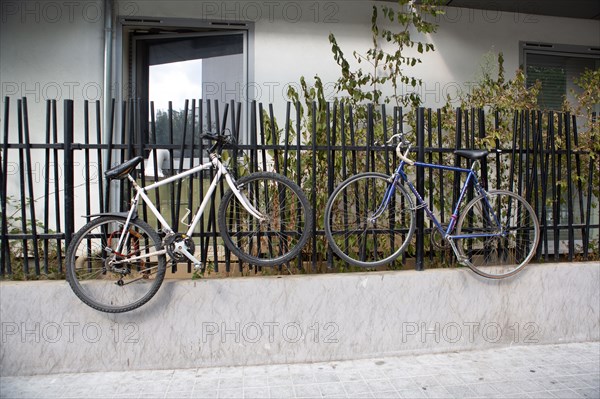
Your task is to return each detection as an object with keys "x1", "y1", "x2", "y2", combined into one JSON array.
[
  {"x1": 1, "y1": 262, "x2": 599, "y2": 376},
  {"x1": 3, "y1": 1, "x2": 599, "y2": 110}
]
